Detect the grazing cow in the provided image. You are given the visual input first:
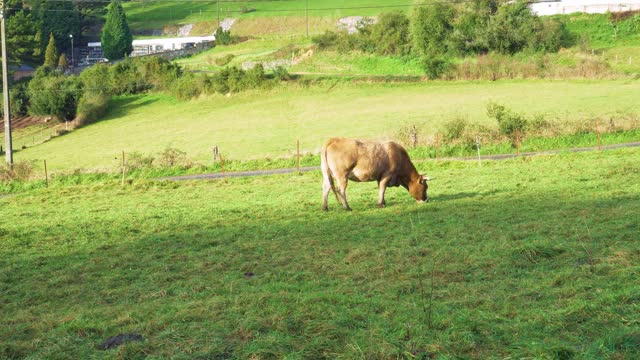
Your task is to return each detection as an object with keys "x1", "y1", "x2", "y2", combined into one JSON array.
[{"x1": 321, "y1": 138, "x2": 431, "y2": 211}]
